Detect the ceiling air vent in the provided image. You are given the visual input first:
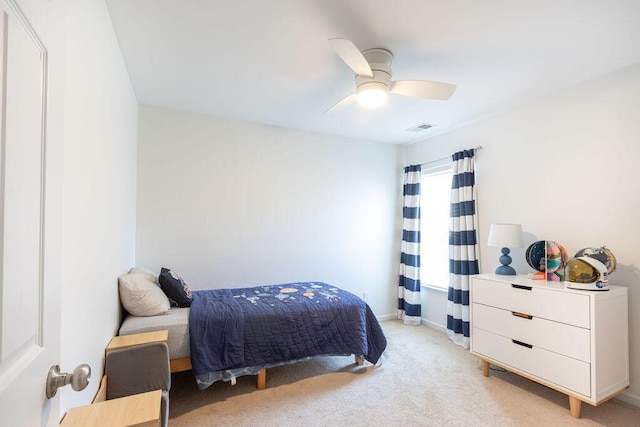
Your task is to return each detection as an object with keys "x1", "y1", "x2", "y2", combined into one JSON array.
[{"x1": 407, "y1": 123, "x2": 435, "y2": 132}]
